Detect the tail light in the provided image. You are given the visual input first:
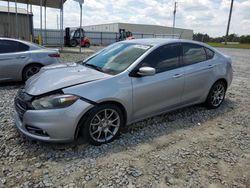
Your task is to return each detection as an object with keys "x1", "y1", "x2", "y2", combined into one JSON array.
[{"x1": 48, "y1": 54, "x2": 60, "y2": 58}]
